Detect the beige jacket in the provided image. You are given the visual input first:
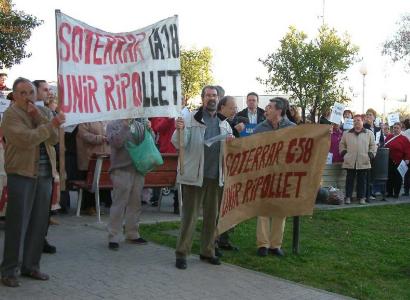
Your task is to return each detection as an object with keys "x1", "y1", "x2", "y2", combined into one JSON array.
[
  {"x1": 171, "y1": 108, "x2": 233, "y2": 187},
  {"x1": 1, "y1": 105, "x2": 58, "y2": 178},
  {"x1": 76, "y1": 122, "x2": 110, "y2": 171},
  {"x1": 339, "y1": 128, "x2": 376, "y2": 170}
]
